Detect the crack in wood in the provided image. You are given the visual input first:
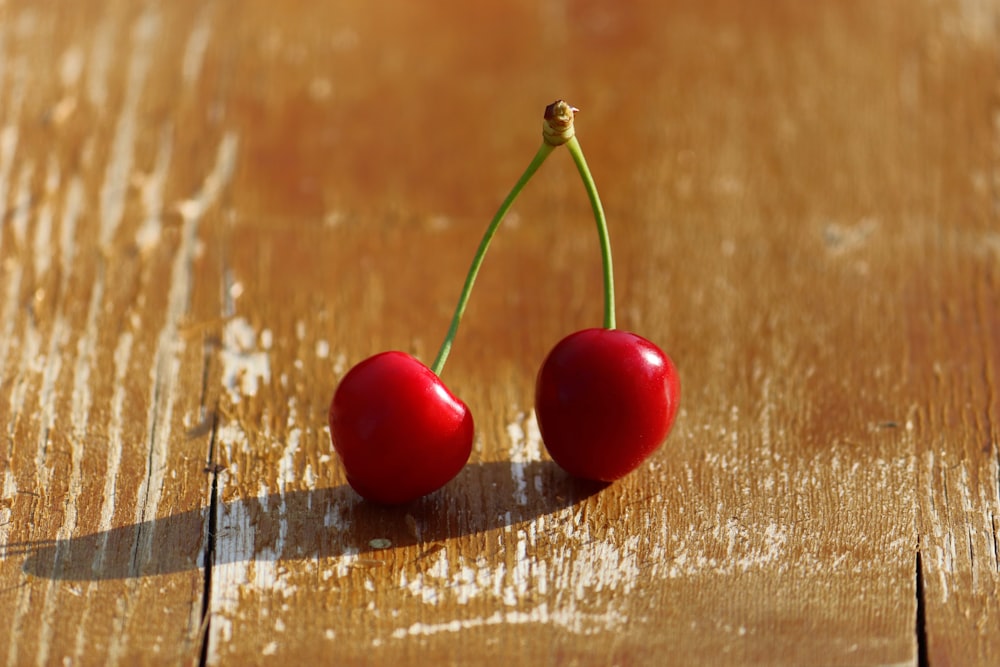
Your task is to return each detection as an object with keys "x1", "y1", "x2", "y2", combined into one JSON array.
[
  {"x1": 992, "y1": 512, "x2": 1000, "y2": 574},
  {"x1": 127, "y1": 359, "x2": 169, "y2": 580},
  {"x1": 995, "y1": 446, "x2": 1000, "y2": 573},
  {"x1": 967, "y1": 523, "x2": 977, "y2": 589},
  {"x1": 198, "y1": 410, "x2": 221, "y2": 667},
  {"x1": 916, "y1": 549, "x2": 929, "y2": 667}
]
